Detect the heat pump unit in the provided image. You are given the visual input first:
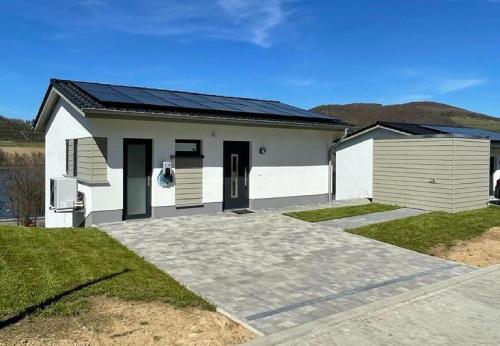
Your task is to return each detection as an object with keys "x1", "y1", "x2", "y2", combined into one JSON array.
[{"x1": 50, "y1": 177, "x2": 77, "y2": 210}]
